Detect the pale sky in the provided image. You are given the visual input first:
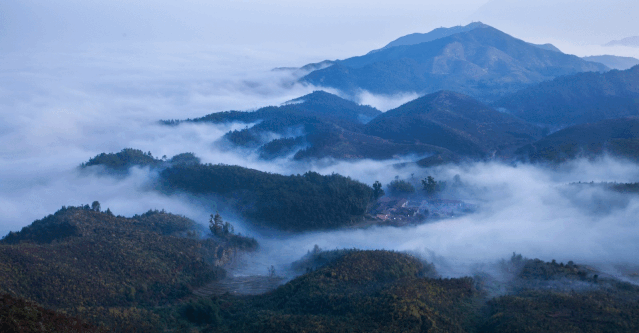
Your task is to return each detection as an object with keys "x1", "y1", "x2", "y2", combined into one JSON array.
[{"x1": 2, "y1": 0, "x2": 637, "y2": 60}]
